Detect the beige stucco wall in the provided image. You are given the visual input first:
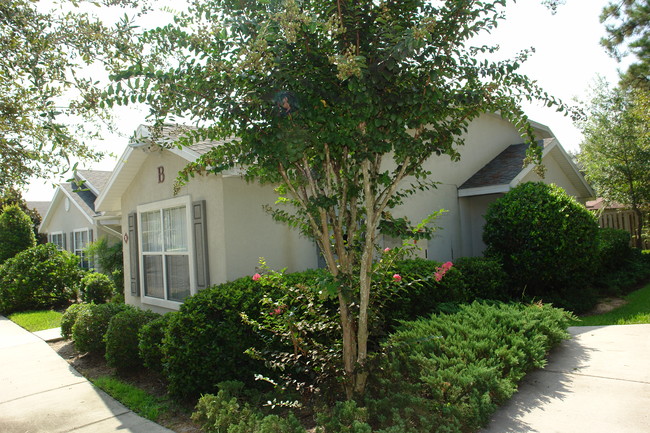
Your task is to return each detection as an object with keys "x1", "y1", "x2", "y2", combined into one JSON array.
[
  {"x1": 40, "y1": 193, "x2": 96, "y2": 252},
  {"x1": 120, "y1": 148, "x2": 317, "y2": 313}
]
